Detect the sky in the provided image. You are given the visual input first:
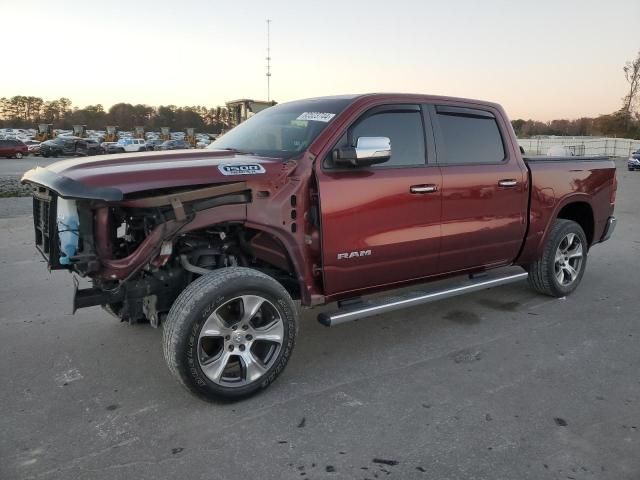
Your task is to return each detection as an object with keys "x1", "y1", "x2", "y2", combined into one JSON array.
[{"x1": 2, "y1": 0, "x2": 639, "y2": 121}]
